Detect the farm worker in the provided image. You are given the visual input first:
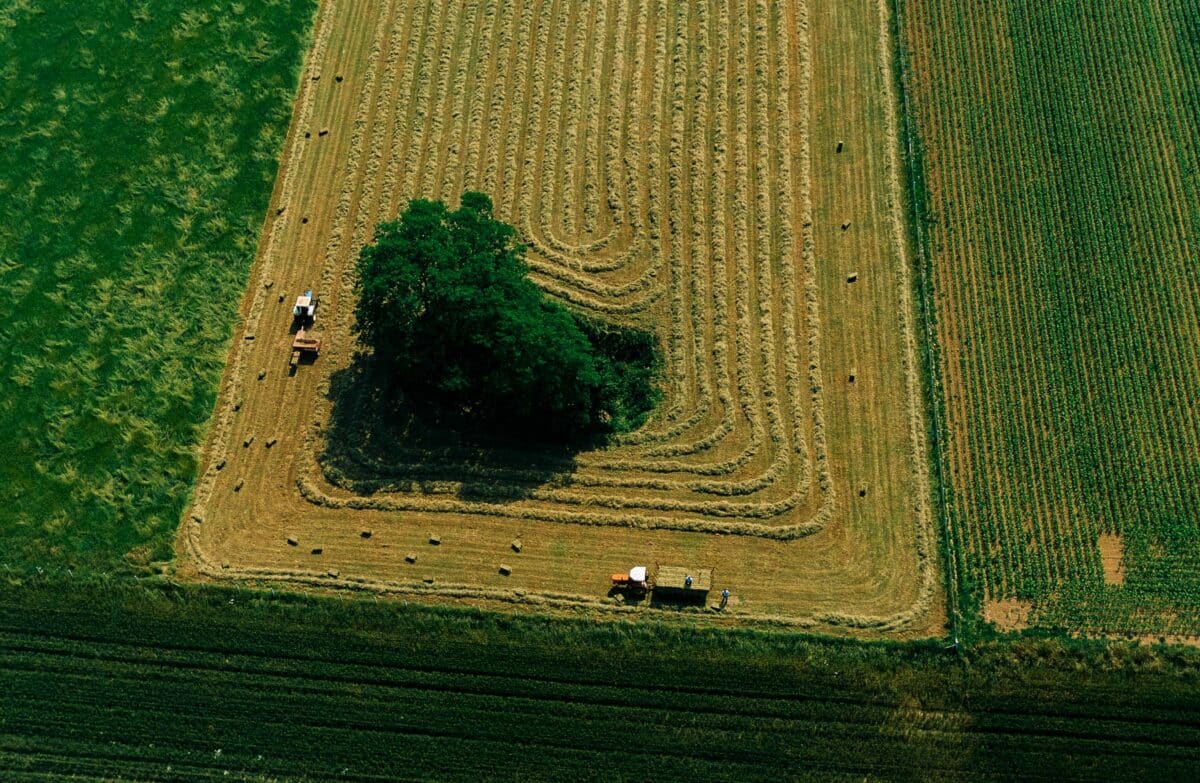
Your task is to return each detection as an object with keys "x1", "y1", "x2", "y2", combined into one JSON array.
[
  {"x1": 720, "y1": 589, "x2": 730, "y2": 609},
  {"x1": 685, "y1": 574, "x2": 693, "y2": 588}
]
